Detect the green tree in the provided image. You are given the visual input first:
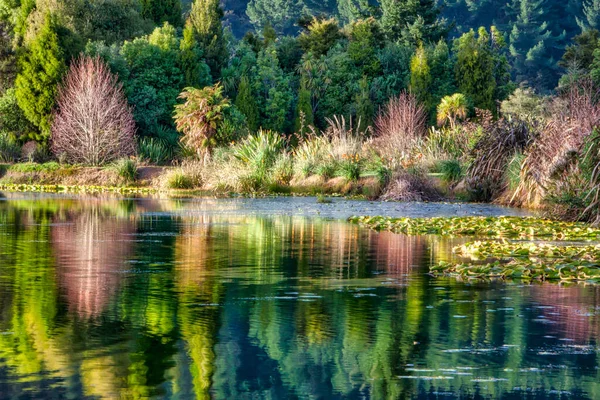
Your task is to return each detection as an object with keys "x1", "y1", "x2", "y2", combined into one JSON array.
[
  {"x1": 294, "y1": 80, "x2": 314, "y2": 136},
  {"x1": 140, "y1": 0, "x2": 182, "y2": 27},
  {"x1": 235, "y1": 75, "x2": 260, "y2": 132},
  {"x1": 430, "y1": 40, "x2": 456, "y2": 110},
  {"x1": 15, "y1": 15, "x2": 66, "y2": 142},
  {"x1": 437, "y1": 93, "x2": 468, "y2": 129},
  {"x1": 0, "y1": 20, "x2": 16, "y2": 93},
  {"x1": 179, "y1": 20, "x2": 212, "y2": 87},
  {"x1": 409, "y1": 45, "x2": 432, "y2": 109},
  {"x1": 298, "y1": 17, "x2": 342, "y2": 57},
  {"x1": 119, "y1": 23, "x2": 185, "y2": 136},
  {"x1": 190, "y1": 0, "x2": 228, "y2": 79},
  {"x1": 578, "y1": 0, "x2": 600, "y2": 31},
  {"x1": 347, "y1": 17, "x2": 383, "y2": 77},
  {"x1": 252, "y1": 44, "x2": 293, "y2": 132},
  {"x1": 246, "y1": 0, "x2": 301, "y2": 35},
  {"x1": 454, "y1": 27, "x2": 497, "y2": 112},
  {"x1": 174, "y1": 83, "x2": 230, "y2": 156},
  {"x1": 380, "y1": 0, "x2": 447, "y2": 44},
  {"x1": 355, "y1": 76, "x2": 373, "y2": 133},
  {"x1": 560, "y1": 29, "x2": 600, "y2": 72},
  {"x1": 337, "y1": 0, "x2": 372, "y2": 24},
  {"x1": 506, "y1": 0, "x2": 564, "y2": 90}
]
